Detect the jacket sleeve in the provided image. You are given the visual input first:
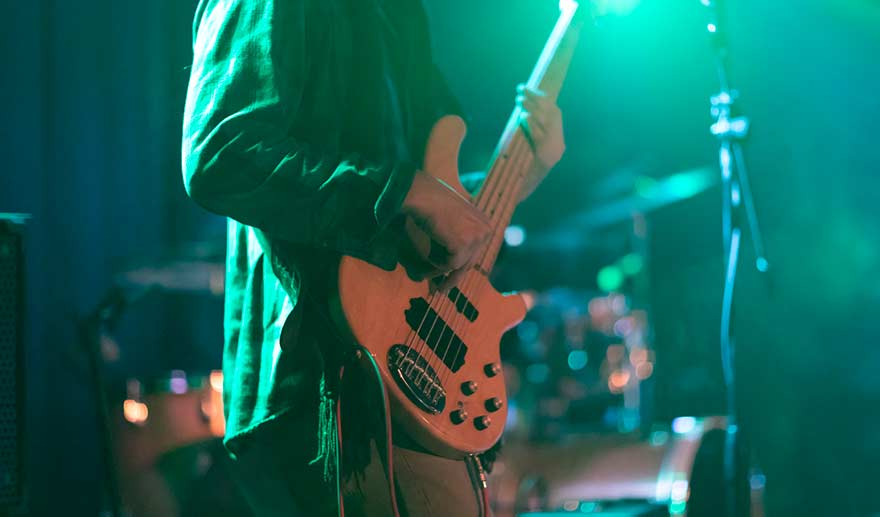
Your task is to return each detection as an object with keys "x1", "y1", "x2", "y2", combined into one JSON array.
[{"x1": 181, "y1": 0, "x2": 415, "y2": 257}]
